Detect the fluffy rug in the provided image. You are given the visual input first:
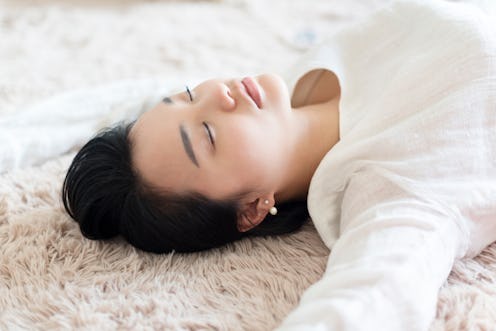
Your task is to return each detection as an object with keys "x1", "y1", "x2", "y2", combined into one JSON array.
[{"x1": 1, "y1": 0, "x2": 495, "y2": 330}]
